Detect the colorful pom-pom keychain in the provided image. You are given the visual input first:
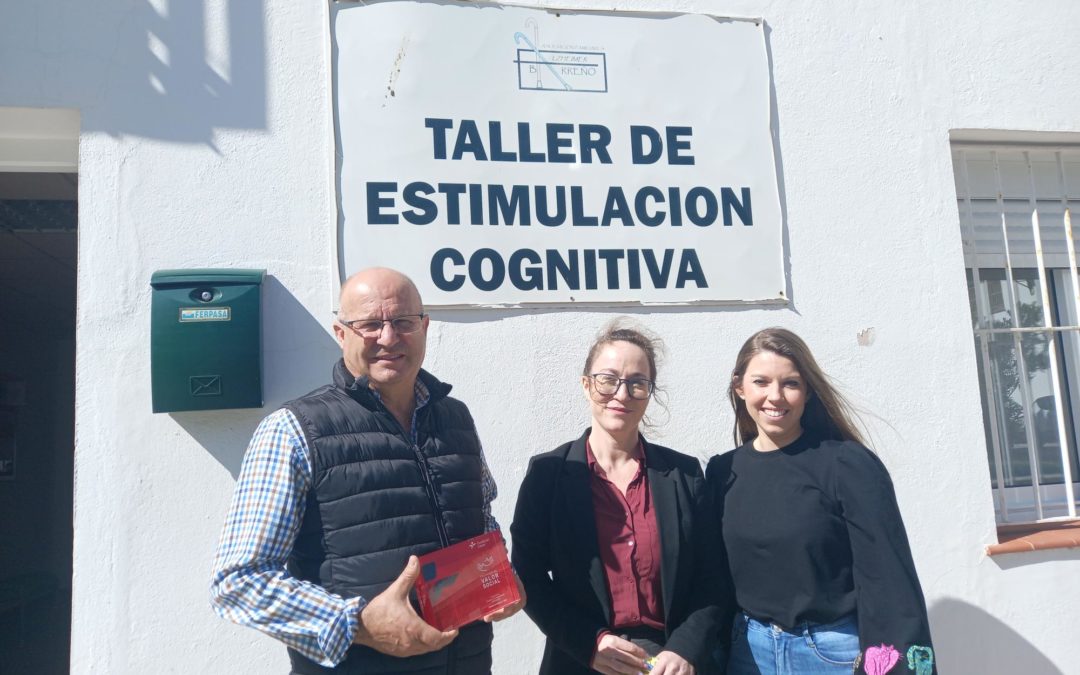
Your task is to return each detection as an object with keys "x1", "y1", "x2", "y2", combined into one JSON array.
[
  {"x1": 906, "y1": 645, "x2": 934, "y2": 675},
  {"x1": 863, "y1": 644, "x2": 901, "y2": 674}
]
